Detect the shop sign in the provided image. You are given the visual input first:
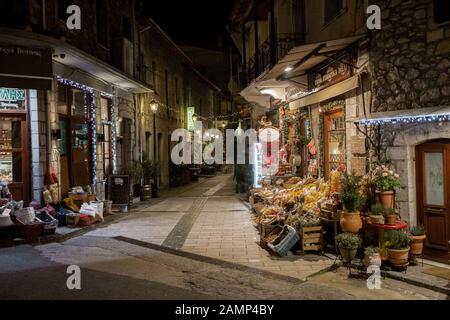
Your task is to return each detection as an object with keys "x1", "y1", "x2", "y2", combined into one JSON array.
[
  {"x1": 309, "y1": 59, "x2": 353, "y2": 91},
  {"x1": 186, "y1": 106, "x2": 195, "y2": 131},
  {"x1": 0, "y1": 44, "x2": 53, "y2": 90},
  {"x1": 0, "y1": 88, "x2": 26, "y2": 109}
]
